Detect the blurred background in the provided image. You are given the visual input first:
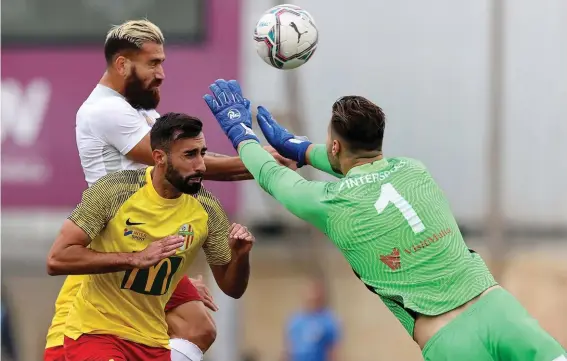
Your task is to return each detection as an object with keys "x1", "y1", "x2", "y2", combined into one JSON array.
[{"x1": 2, "y1": 0, "x2": 567, "y2": 360}]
